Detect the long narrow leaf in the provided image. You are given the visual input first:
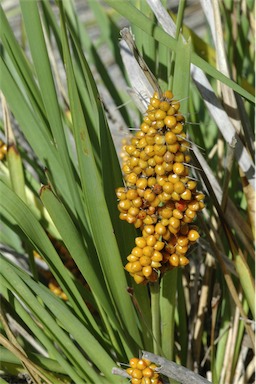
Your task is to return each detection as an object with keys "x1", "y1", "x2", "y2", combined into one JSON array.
[
  {"x1": 104, "y1": 0, "x2": 254, "y2": 103},
  {"x1": 58, "y1": 1, "x2": 142, "y2": 352}
]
